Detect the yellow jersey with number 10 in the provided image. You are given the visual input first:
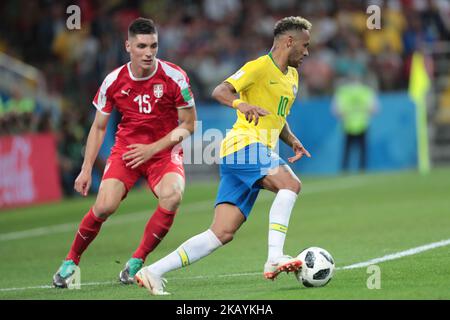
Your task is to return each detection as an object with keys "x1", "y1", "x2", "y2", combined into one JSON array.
[{"x1": 220, "y1": 53, "x2": 299, "y2": 157}]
